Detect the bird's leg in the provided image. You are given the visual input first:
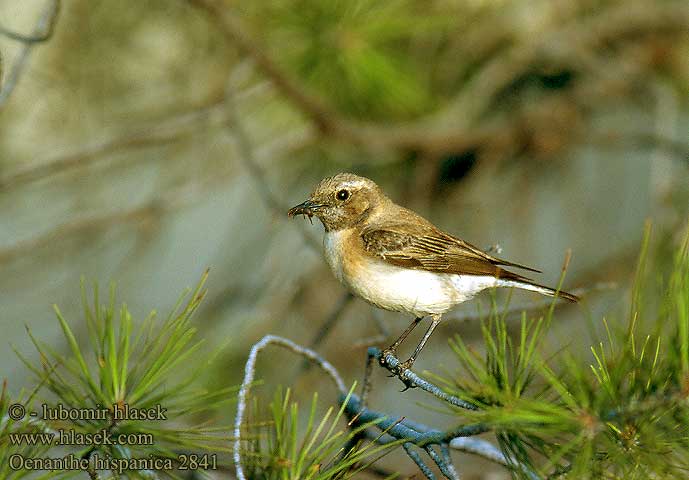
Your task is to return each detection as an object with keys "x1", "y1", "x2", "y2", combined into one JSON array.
[
  {"x1": 399, "y1": 314, "x2": 442, "y2": 372},
  {"x1": 381, "y1": 317, "x2": 423, "y2": 366}
]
